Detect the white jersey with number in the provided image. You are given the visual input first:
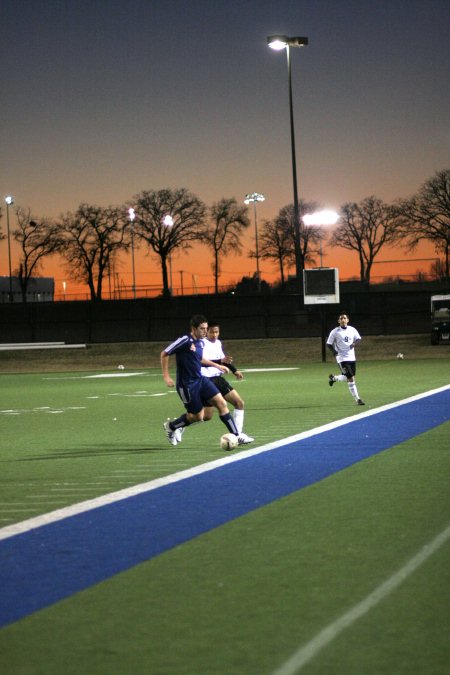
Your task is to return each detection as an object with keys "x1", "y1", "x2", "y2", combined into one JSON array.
[
  {"x1": 201, "y1": 338, "x2": 225, "y2": 377},
  {"x1": 326, "y1": 325, "x2": 361, "y2": 363}
]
